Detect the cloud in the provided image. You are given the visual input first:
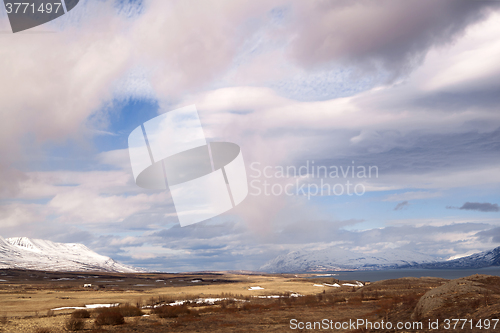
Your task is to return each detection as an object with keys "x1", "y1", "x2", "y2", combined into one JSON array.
[
  {"x1": 394, "y1": 201, "x2": 409, "y2": 211},
  {"x1": 48, "y1": 190, "x2": 166, "y2": 224},
  {"x1": 90, "y1": 219, "x2": 500, "y2": 270},
  {"x1": 0, "y1": 0, "x2": 282, "y2": 195},
  {"x1": 385, "y1": 191, "x2": 441, "y2": 202},
  {"x1": 477, "y1": 227, "x2": 500, "y2": 243},
  {"x1": 0, "y1": 169, "x2": 173, "y2": 229},
  {"x1": 459, "y1": 202, "x2": 500, "y2": 212},
  {"x1": 132, "y1": 0, "x2": 286, "y2": 98},
  {"x1": 0, "y1": 203, "x2": 48, "y2": 228},
  {"x1": 2, "y1": 1, "x2": 500, "y2": 272},
  {"x1": 0, "y1": 1, "x2": 133, "y2": 196},
  {"x1": 287, "y1": 0, "x2": 499, "y2": 77}
]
